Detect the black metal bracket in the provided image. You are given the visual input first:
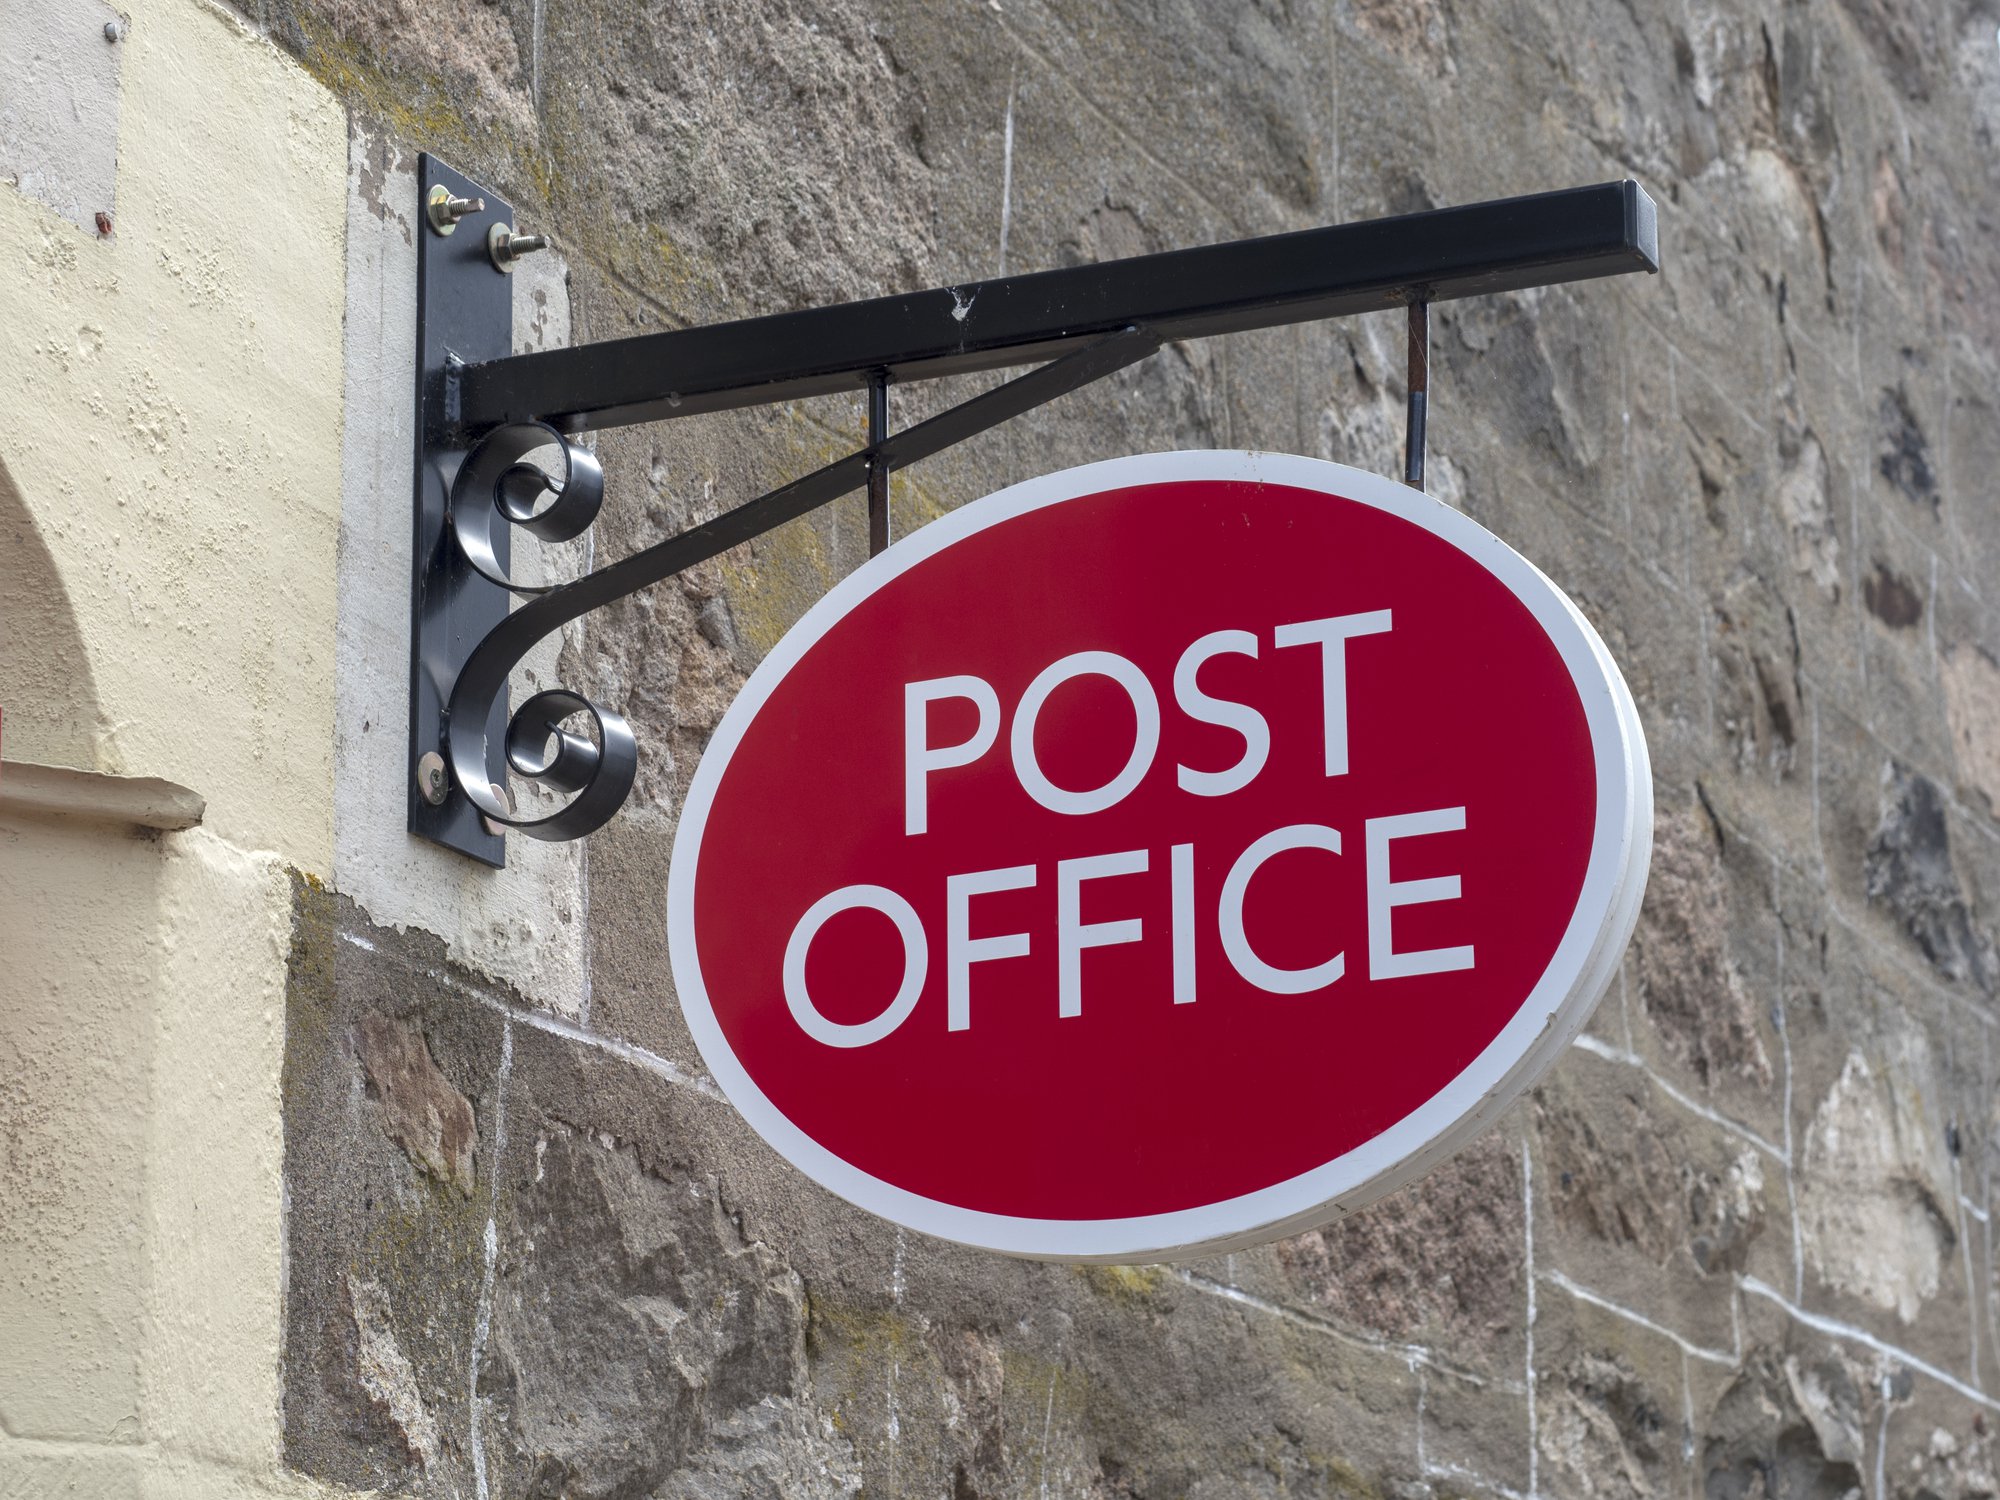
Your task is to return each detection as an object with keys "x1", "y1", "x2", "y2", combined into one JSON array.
[
  {"x1": 411, "y1": 161, "x2": 1658, "y2": 861},
  {"x1": 410, "y1": 156, "x2": 516, "y2": 864}
]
